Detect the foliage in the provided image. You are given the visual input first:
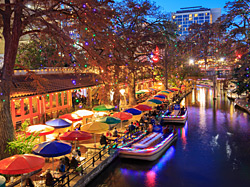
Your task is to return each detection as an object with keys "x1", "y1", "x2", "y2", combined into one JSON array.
[{"x1": 5, "y1": 120, "x2": 40, "y2": 155}]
